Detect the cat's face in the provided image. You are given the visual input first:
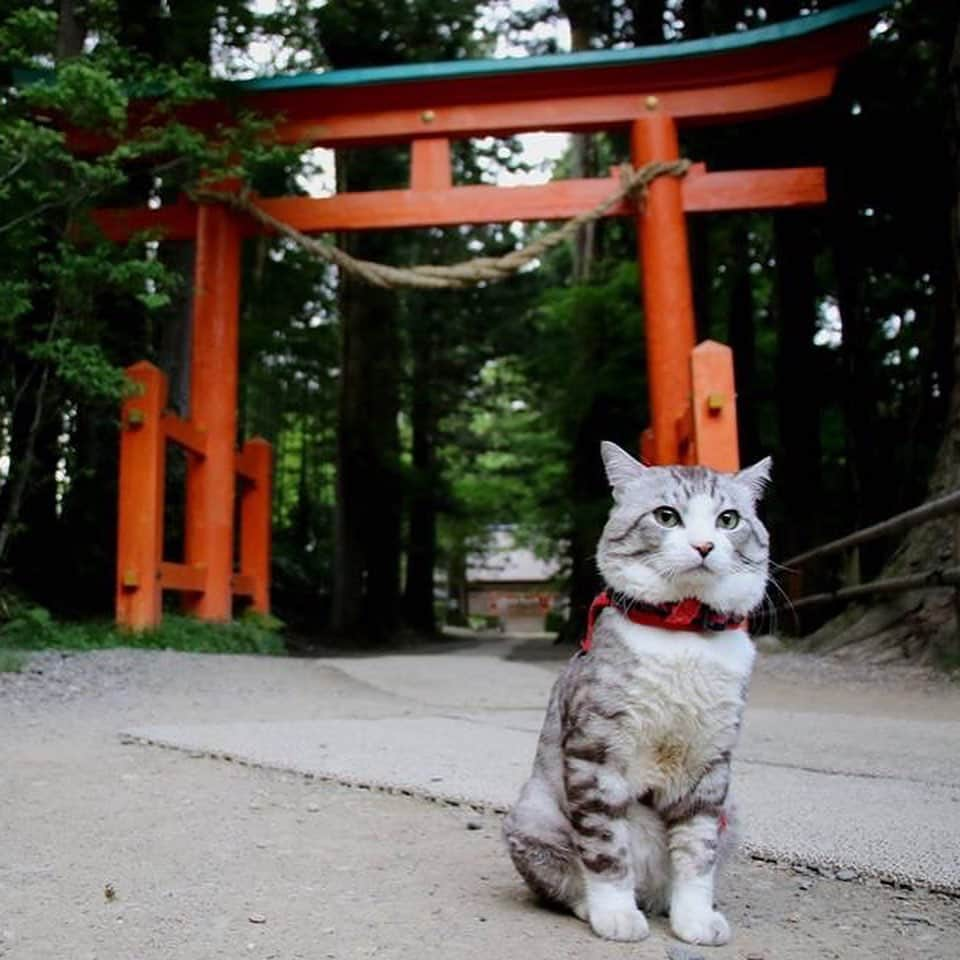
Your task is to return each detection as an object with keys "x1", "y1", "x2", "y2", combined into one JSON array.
[{"x1": 596, "y1": 441, "x2": 771, "y2": 616}]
